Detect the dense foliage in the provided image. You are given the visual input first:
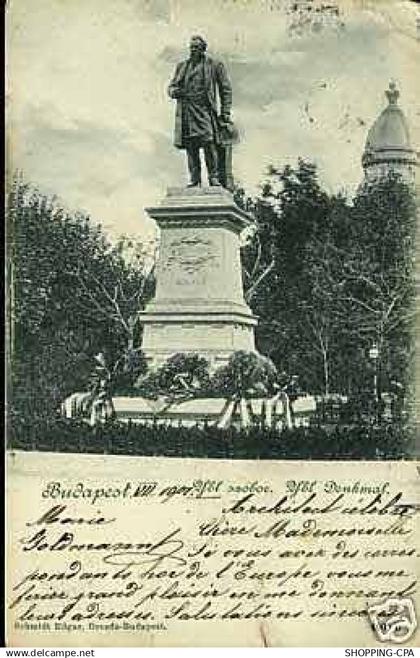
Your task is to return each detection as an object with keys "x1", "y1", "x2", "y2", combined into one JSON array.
[
  {"x1": 8, "y1": 416, "x2": 411, "y2": 461},
  {"x1": 7, "y1": 177, "x2": 154, "y2": 423},
  {"x1": 240, "y1": 162, "x2": 416, "y2": 407}
]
